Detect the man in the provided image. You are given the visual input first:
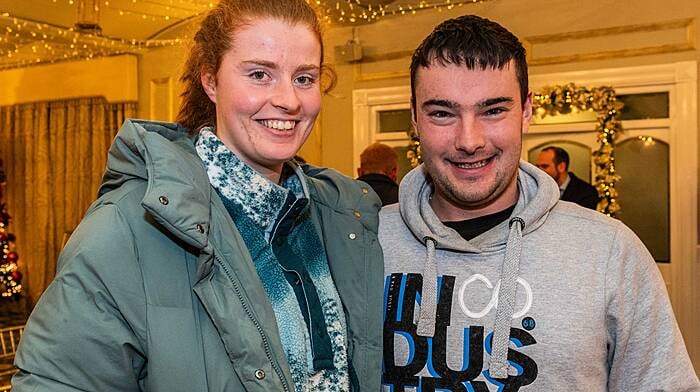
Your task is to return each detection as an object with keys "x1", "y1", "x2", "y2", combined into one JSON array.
[
  {"x1": 380, "y1": 15, "x2": 699, "y2": 391},
  {"x1": 357, "y1": 142, "x2": 399, "y2": 205},
  {"x1": 536, "y1": 146, "x2": 598, "y2": 210}
]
